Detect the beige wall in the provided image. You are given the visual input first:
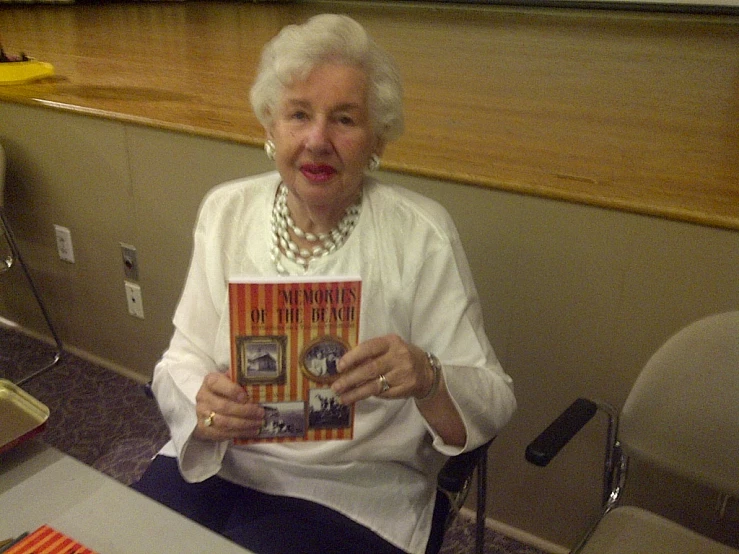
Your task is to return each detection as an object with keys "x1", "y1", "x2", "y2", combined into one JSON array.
[{"x1": 2, "y1": 101, "x2": 738, "y2": 549}]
